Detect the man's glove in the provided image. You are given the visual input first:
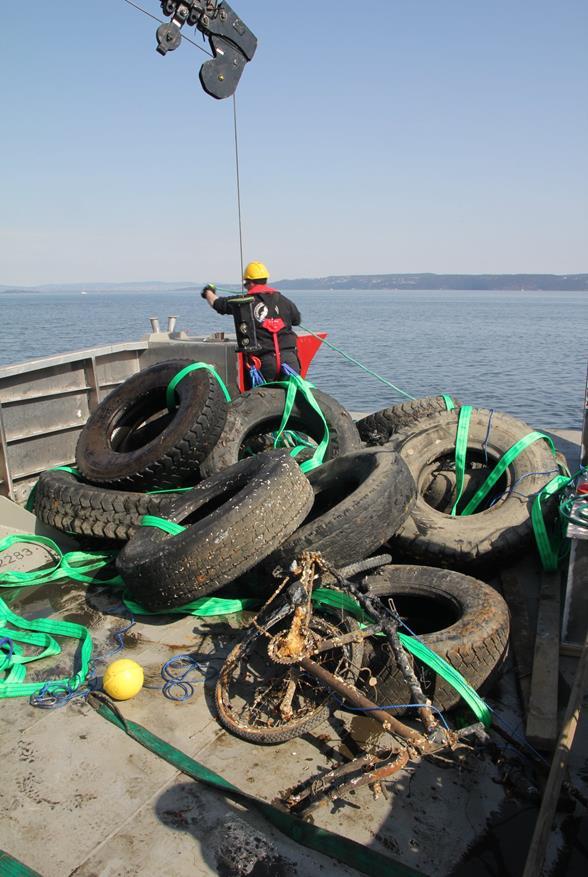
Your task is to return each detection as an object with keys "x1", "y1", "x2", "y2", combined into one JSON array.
[{"x1": 201, "y1": 283, "x2": 216, "y2": 299}]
